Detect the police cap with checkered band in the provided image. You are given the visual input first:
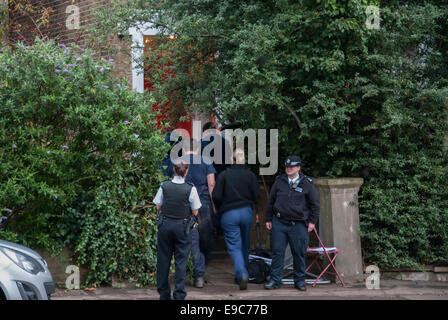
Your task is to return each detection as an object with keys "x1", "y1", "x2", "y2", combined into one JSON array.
[{"x1": 284, "y1": 155, "x2": 302, "y2": 167}]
